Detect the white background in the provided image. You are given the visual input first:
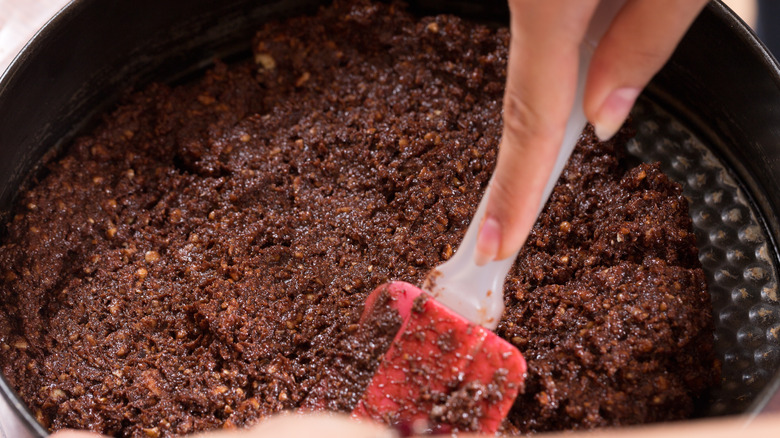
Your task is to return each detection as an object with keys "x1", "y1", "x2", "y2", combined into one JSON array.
[{"x1": 0, "y1": 0, "x2": 71, "y2": 75}]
